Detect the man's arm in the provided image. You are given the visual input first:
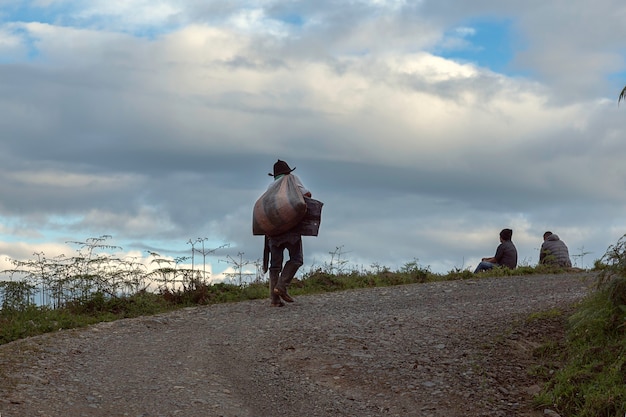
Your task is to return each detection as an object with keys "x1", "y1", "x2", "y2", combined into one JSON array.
[
  {"x1": 262, "y1": 236, "x2": 270, "y2": 273},
  {"x1": 492, "y1": 243, "x2": 505, "y2": 264}
]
